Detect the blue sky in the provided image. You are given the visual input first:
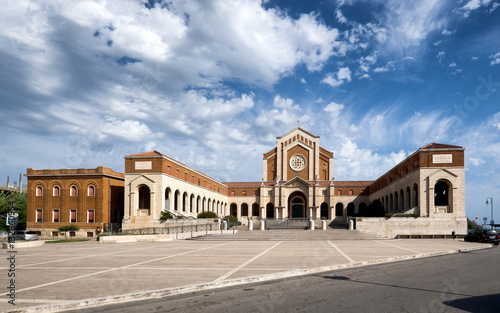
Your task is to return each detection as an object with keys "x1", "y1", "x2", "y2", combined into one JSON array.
[{"x1": 1, "y1": 0, "x2": 499, "y2": 221}]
